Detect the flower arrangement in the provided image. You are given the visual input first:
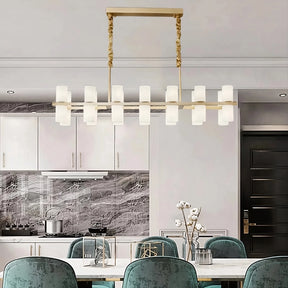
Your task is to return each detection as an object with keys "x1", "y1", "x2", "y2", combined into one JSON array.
[{"x1": 175, "y1": 200, "x2": 206, "y2": 261}]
